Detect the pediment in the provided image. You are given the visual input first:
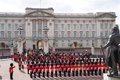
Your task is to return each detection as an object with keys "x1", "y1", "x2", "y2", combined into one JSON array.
[
  {"x1": 96, "y1": 13, "x2": 116, "y2": 18},
  {"x1": 24, "y1": 10, "x2": 54, "y2": 17}
]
